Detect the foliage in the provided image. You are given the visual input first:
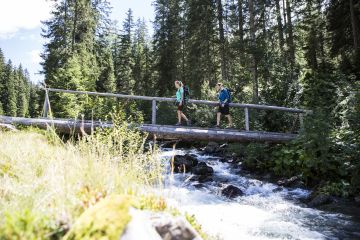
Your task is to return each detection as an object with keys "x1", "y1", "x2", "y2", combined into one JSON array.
[
  {"x1": 0, "y1": 118, "x2": 162, "y2": 239},
  {"x1": 63, "y1": 195, "x2": 131, "y2": 240},
  {"x1": 0, "y1": 209, "x2": 62, "y2": 240},
  {"x1": 0, "y1": 49, "x2": 40, "y2": 118},
  {"x1": 185, "y1": 213, "x2": 211, "y2": 240}
]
